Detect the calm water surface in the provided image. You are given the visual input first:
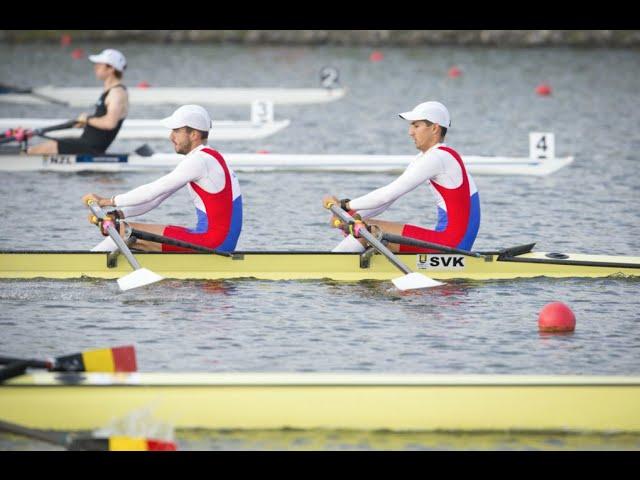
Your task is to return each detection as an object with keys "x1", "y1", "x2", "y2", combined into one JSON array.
[{"x1": 0, "y1": 43, "x2": 639, "y2": 450}]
